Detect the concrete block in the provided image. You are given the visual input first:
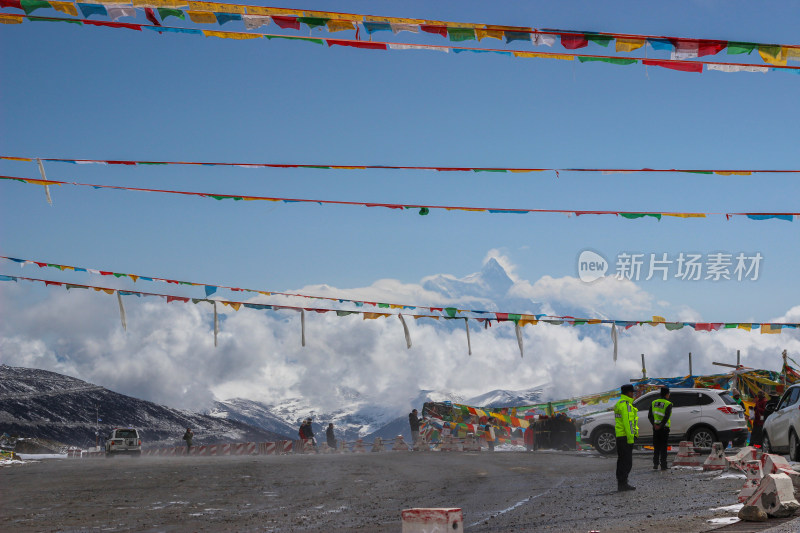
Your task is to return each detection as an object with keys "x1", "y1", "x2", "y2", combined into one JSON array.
[
  {"x1": 746, "y1": 473, "x2": 800, "y2": 518},
  {"x1": 402, "y1": 508, "x2": 463, "y2": 533}
]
